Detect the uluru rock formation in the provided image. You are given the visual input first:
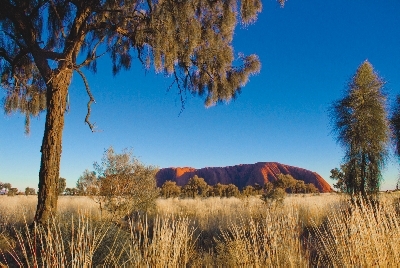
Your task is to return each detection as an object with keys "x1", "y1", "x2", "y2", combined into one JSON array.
[{"x1": 156, "y1": 162, "x2": 332, "y2": 193}]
